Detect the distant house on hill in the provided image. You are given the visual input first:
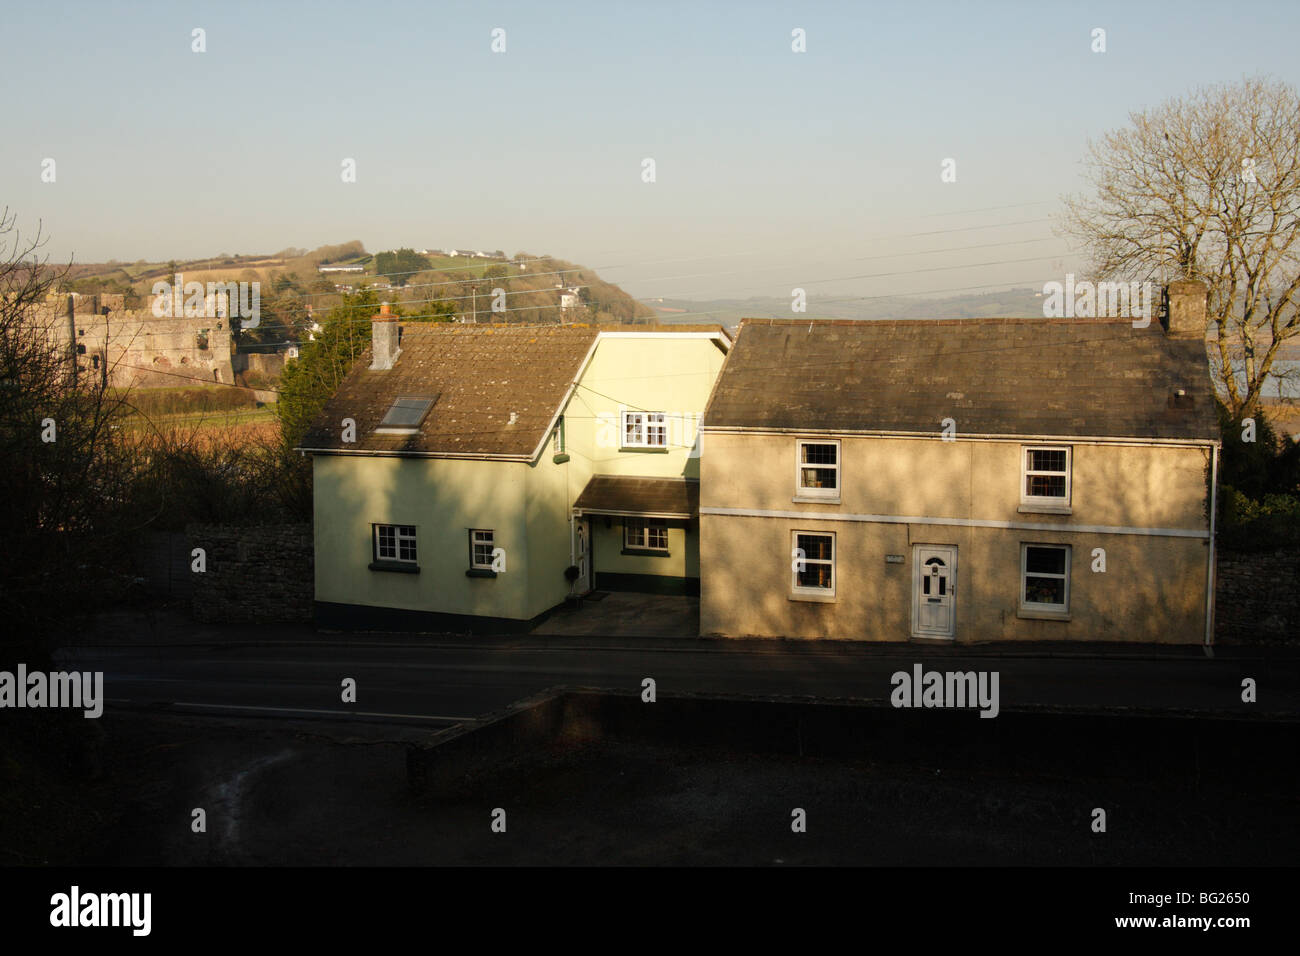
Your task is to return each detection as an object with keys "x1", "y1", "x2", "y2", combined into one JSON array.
[
  {"x1": 298, "y1": 307, "x2": 731, "y2": 630},
  {"x1": 698, "y1": 281, "x2": 1221, "y2": 645}
]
